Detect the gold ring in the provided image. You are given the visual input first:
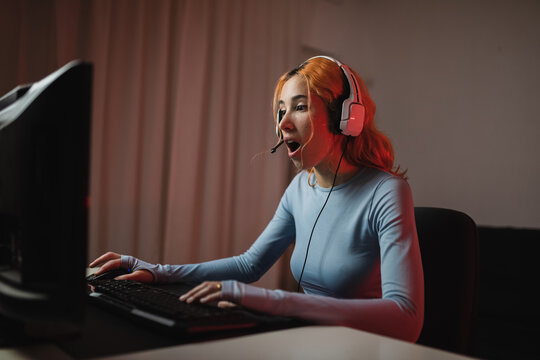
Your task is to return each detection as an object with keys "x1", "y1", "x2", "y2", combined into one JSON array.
[{"x1": 216, "y1": 282, "x2": 222, "y2": 290}]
